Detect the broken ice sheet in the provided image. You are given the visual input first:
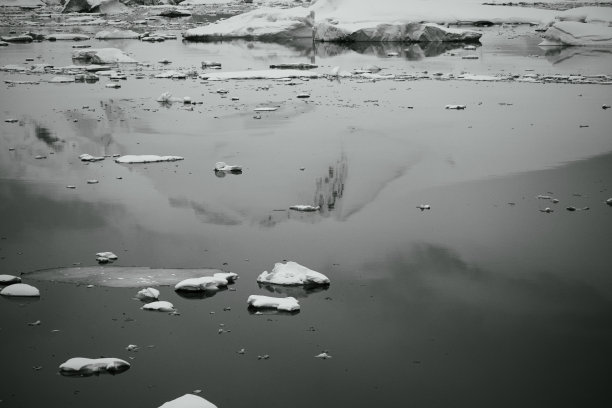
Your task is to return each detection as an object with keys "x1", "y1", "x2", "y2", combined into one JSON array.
[{"x1": 23, "y1": 267, "x2": 227, "y2": 288}]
